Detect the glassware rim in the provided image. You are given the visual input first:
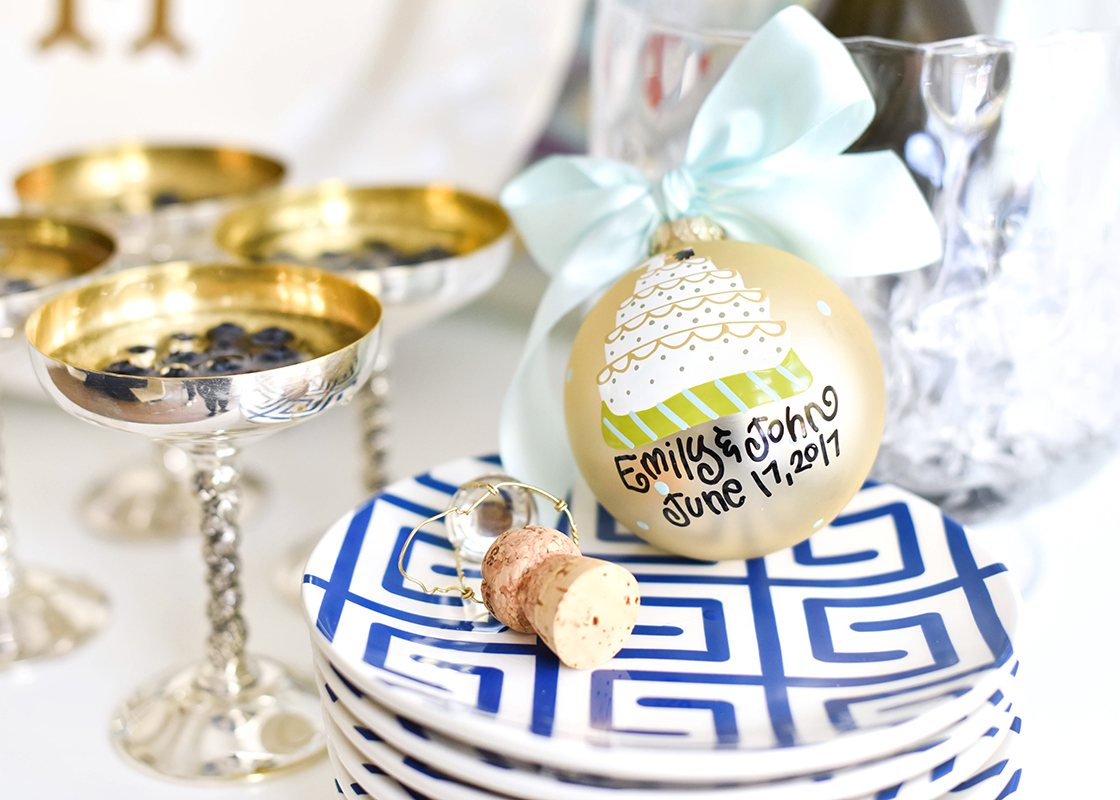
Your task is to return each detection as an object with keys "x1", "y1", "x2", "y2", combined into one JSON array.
[{"x1": 598, "y1": 0, "x2": 1120, "y2": 54}]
